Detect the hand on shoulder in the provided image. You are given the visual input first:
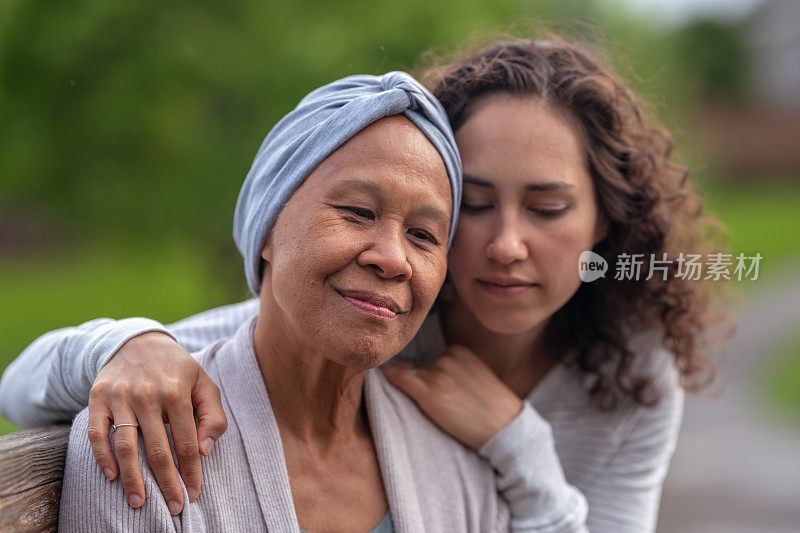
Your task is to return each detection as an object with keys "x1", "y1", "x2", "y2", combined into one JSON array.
[
  {"x1": 87, "y1": 331, "x2": 227, "y2": 514},
  {"x1": 382, "y1": 344, "x2": 523, "y2": 450}
]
